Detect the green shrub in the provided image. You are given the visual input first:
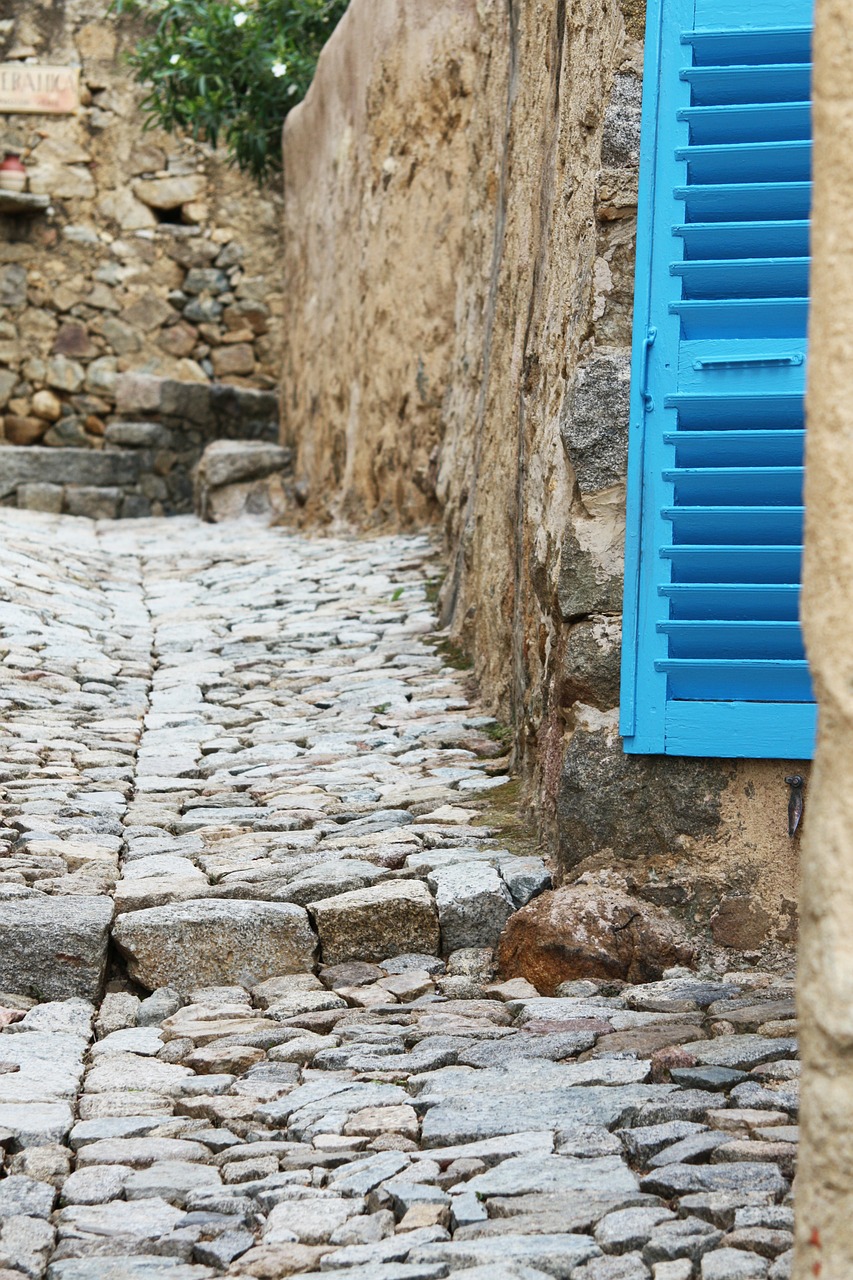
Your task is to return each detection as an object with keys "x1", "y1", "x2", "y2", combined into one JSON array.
[{"x1": 111, "y1": 0, "x2": 348, "y2": 182}]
